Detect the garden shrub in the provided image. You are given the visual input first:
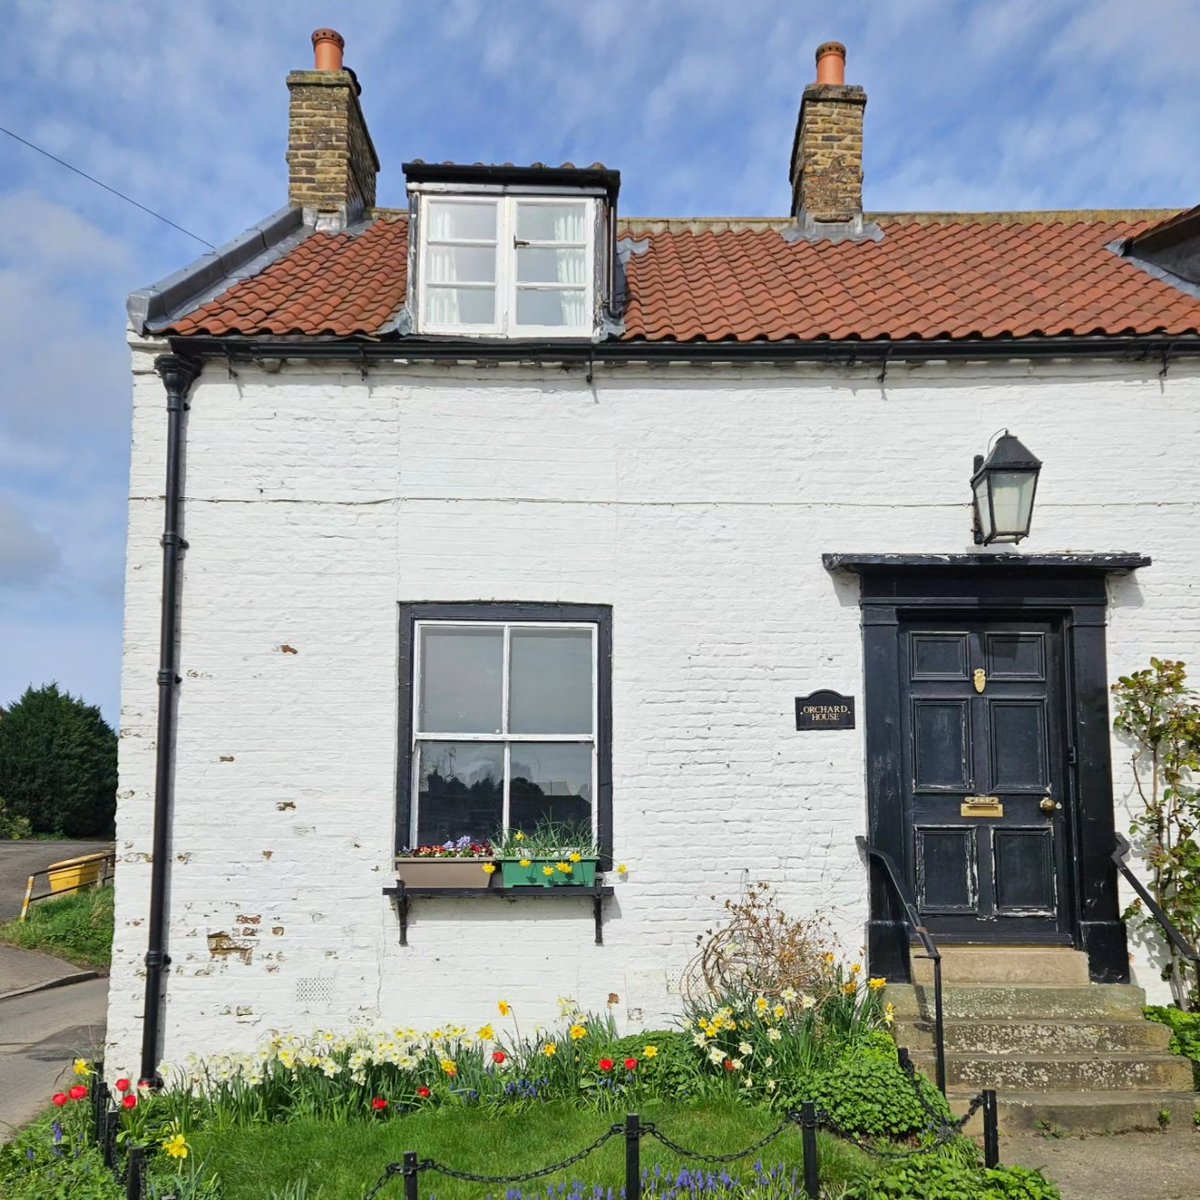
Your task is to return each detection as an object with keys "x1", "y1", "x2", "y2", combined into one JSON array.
[
  {"x1": 800, "y1": 1032, "x2": 950, "y2": 1138},
  {"x1": 0, "y1": 795, "x2": 32, "y2": 840},
  {"x1": 0, "y1": 1114, "x2": 123, "y2": 1200},
  {"x1": 1145, "y1": 1005, "x2": 1200, "y2": 1087},
  {"x1": 844, "y1": 1154, "x2": 1061, "y2": 1199},
  {"x1": 606, "y1": 1030, "x2": 702, "y2": 1099}
]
